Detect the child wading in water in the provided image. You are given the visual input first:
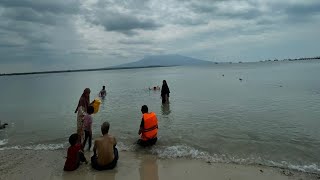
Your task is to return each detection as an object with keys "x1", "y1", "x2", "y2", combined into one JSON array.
[
  {"x1": 64, "y1": 133, "x2": 87, "y2": 171},
  {"x1": 83, "y1": 106, "x2": 94, "y2": 150}
]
